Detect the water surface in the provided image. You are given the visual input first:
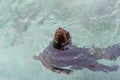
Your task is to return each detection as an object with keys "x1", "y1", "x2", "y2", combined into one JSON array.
[{"x1": 0, "y1": 0, "x2": 120, "y2": 80}]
